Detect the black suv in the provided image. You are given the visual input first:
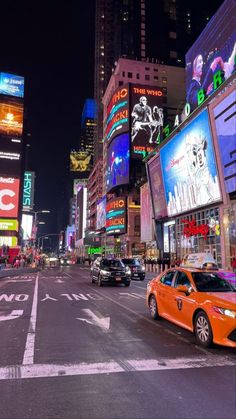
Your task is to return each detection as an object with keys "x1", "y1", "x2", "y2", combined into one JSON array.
[
  {"x1": 121, "y1": 258, "x2": 145, "y2": 280},
  {"x1": 91, "y1": 257, "x2": 131, "y2": 287}
]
